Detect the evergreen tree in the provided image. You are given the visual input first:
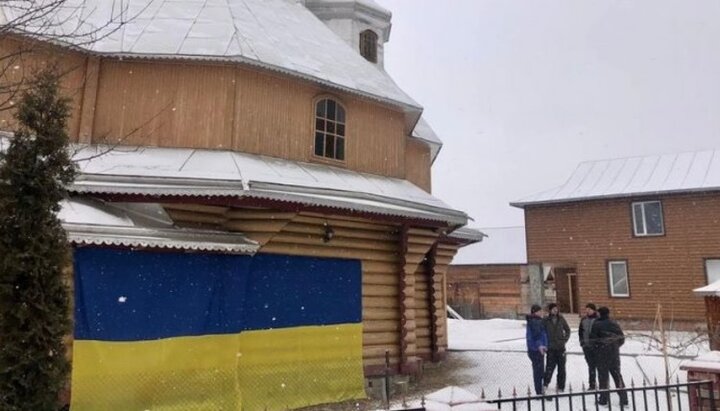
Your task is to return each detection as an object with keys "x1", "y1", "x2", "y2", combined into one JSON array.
[{"x1": 0, "y1": 68, "x2": 76, "y2": 410}]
